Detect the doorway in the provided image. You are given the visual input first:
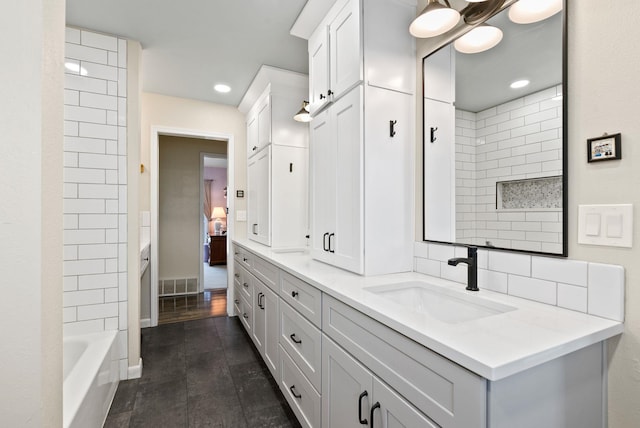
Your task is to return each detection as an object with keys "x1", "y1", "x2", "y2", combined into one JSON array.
[{"x1": 150, "y1": 127, "x2": 236, "y2": 327}]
